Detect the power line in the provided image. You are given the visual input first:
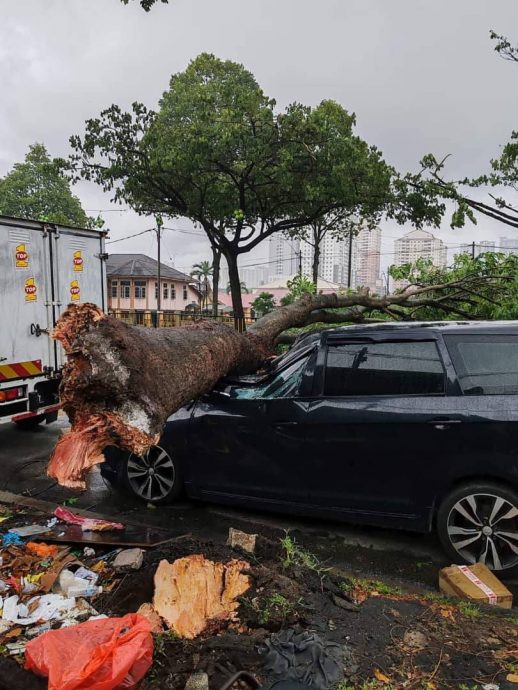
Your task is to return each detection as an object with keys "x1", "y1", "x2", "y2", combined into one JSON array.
[{"x1": 106, "y1": 228, "x2": 154, "y2": 244}]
